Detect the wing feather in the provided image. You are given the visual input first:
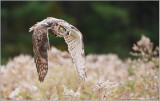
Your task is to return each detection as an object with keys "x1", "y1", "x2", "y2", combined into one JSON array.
[
  {"x1": 64, "y1": 28, "x2": 86, "y2": 81},
  {"x1": 32, "y1": 24, "x2": 49, "y2": 82}
]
